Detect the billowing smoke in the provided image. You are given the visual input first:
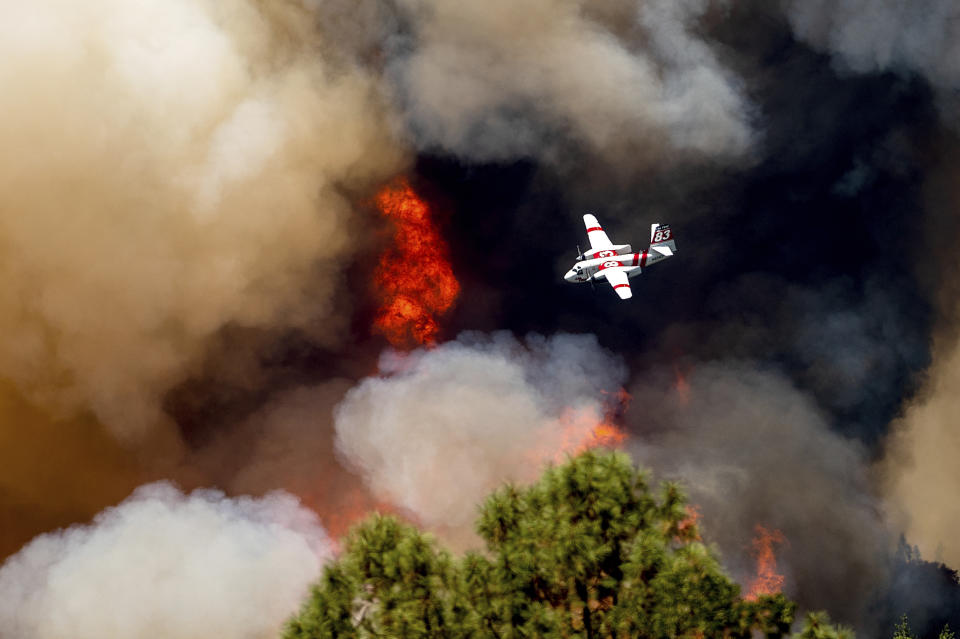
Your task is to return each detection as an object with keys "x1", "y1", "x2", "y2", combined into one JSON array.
[
  {"x1": 0, "y1": 482, "x2": 331, "y2": 639},
  {"x1": 379, "y1": 0, "x2": 755, "y2": 165},
  {"x1": 334, "y1": 332, "x2": 625, "y2": 543},
  {"x1": 4, "y1": 0, "x2": 960, "y2": 636},
  {"x1": 0, "y1": 0, "x2": 402, "y2": 440},
  {"x1": 627, "y1": 362, "x2": 889, "y2": 627},
  {"x1": 784, "y1": 0, "x2": 960, "y2": 125}
]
